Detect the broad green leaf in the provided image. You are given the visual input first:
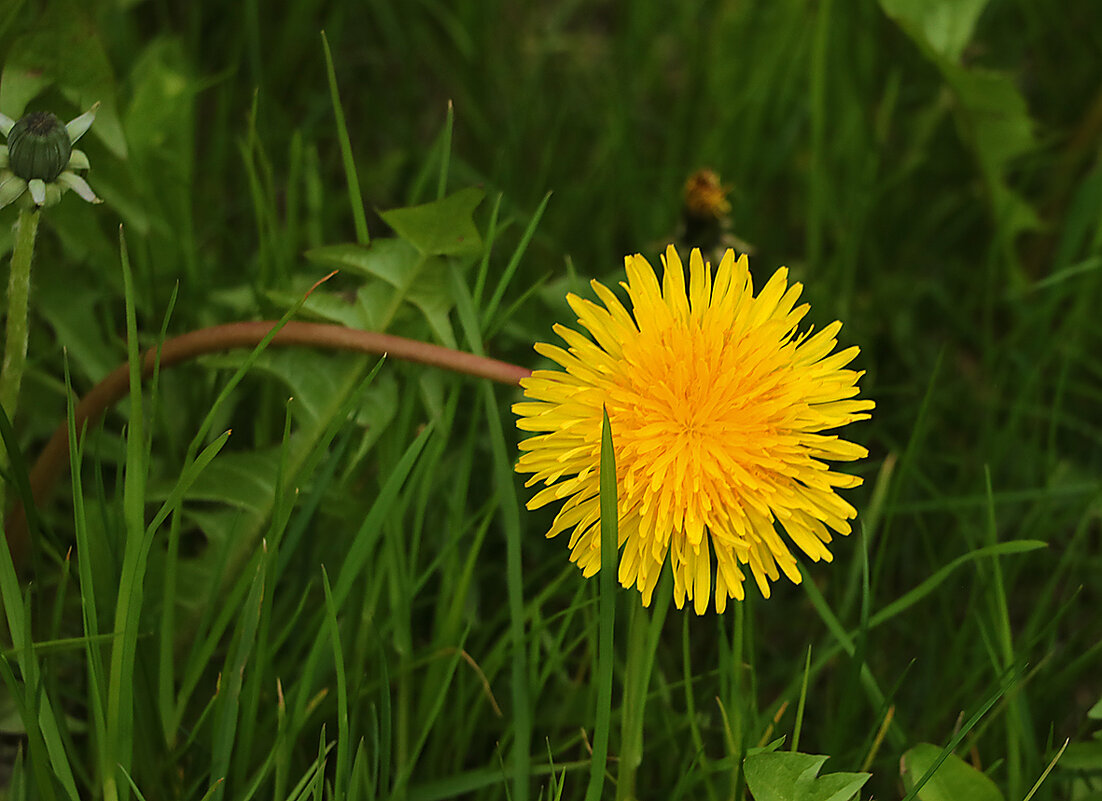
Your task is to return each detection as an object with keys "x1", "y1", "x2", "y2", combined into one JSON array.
[
  {"x1": 878, "y1": 0, "x2": 988, "y2": 62},
  {"x1": 878, "y1": 0, "x2": 1040, "y2": 242},
  {"x1": 943, "y1": 66, "x2": 1034, "y2": 167},
  {"x1": 1089, "y1": 696, "x2": 1102, "y2": 720},
  {"x1": 305, "y1": 239, "x2": 458, "y2": 344},
  {"x1": 124, "y1": 39, "x2": 192, "y2": 165},
  {"x1": 901, "y1": 744, "x2": 1004, "y2": 801},
  {"x1": 1061, "y1": 741, "x2": 1102, "y2": 771},
  {"x1": 36, "y1": 275, "x2": 120, "y2": 382},
  {"x1": 379, "y1": 186, "x2": 484, "y2": 256},
  {"x1": 744, "y1": 752, "x2": 870, "y2": 801}
]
